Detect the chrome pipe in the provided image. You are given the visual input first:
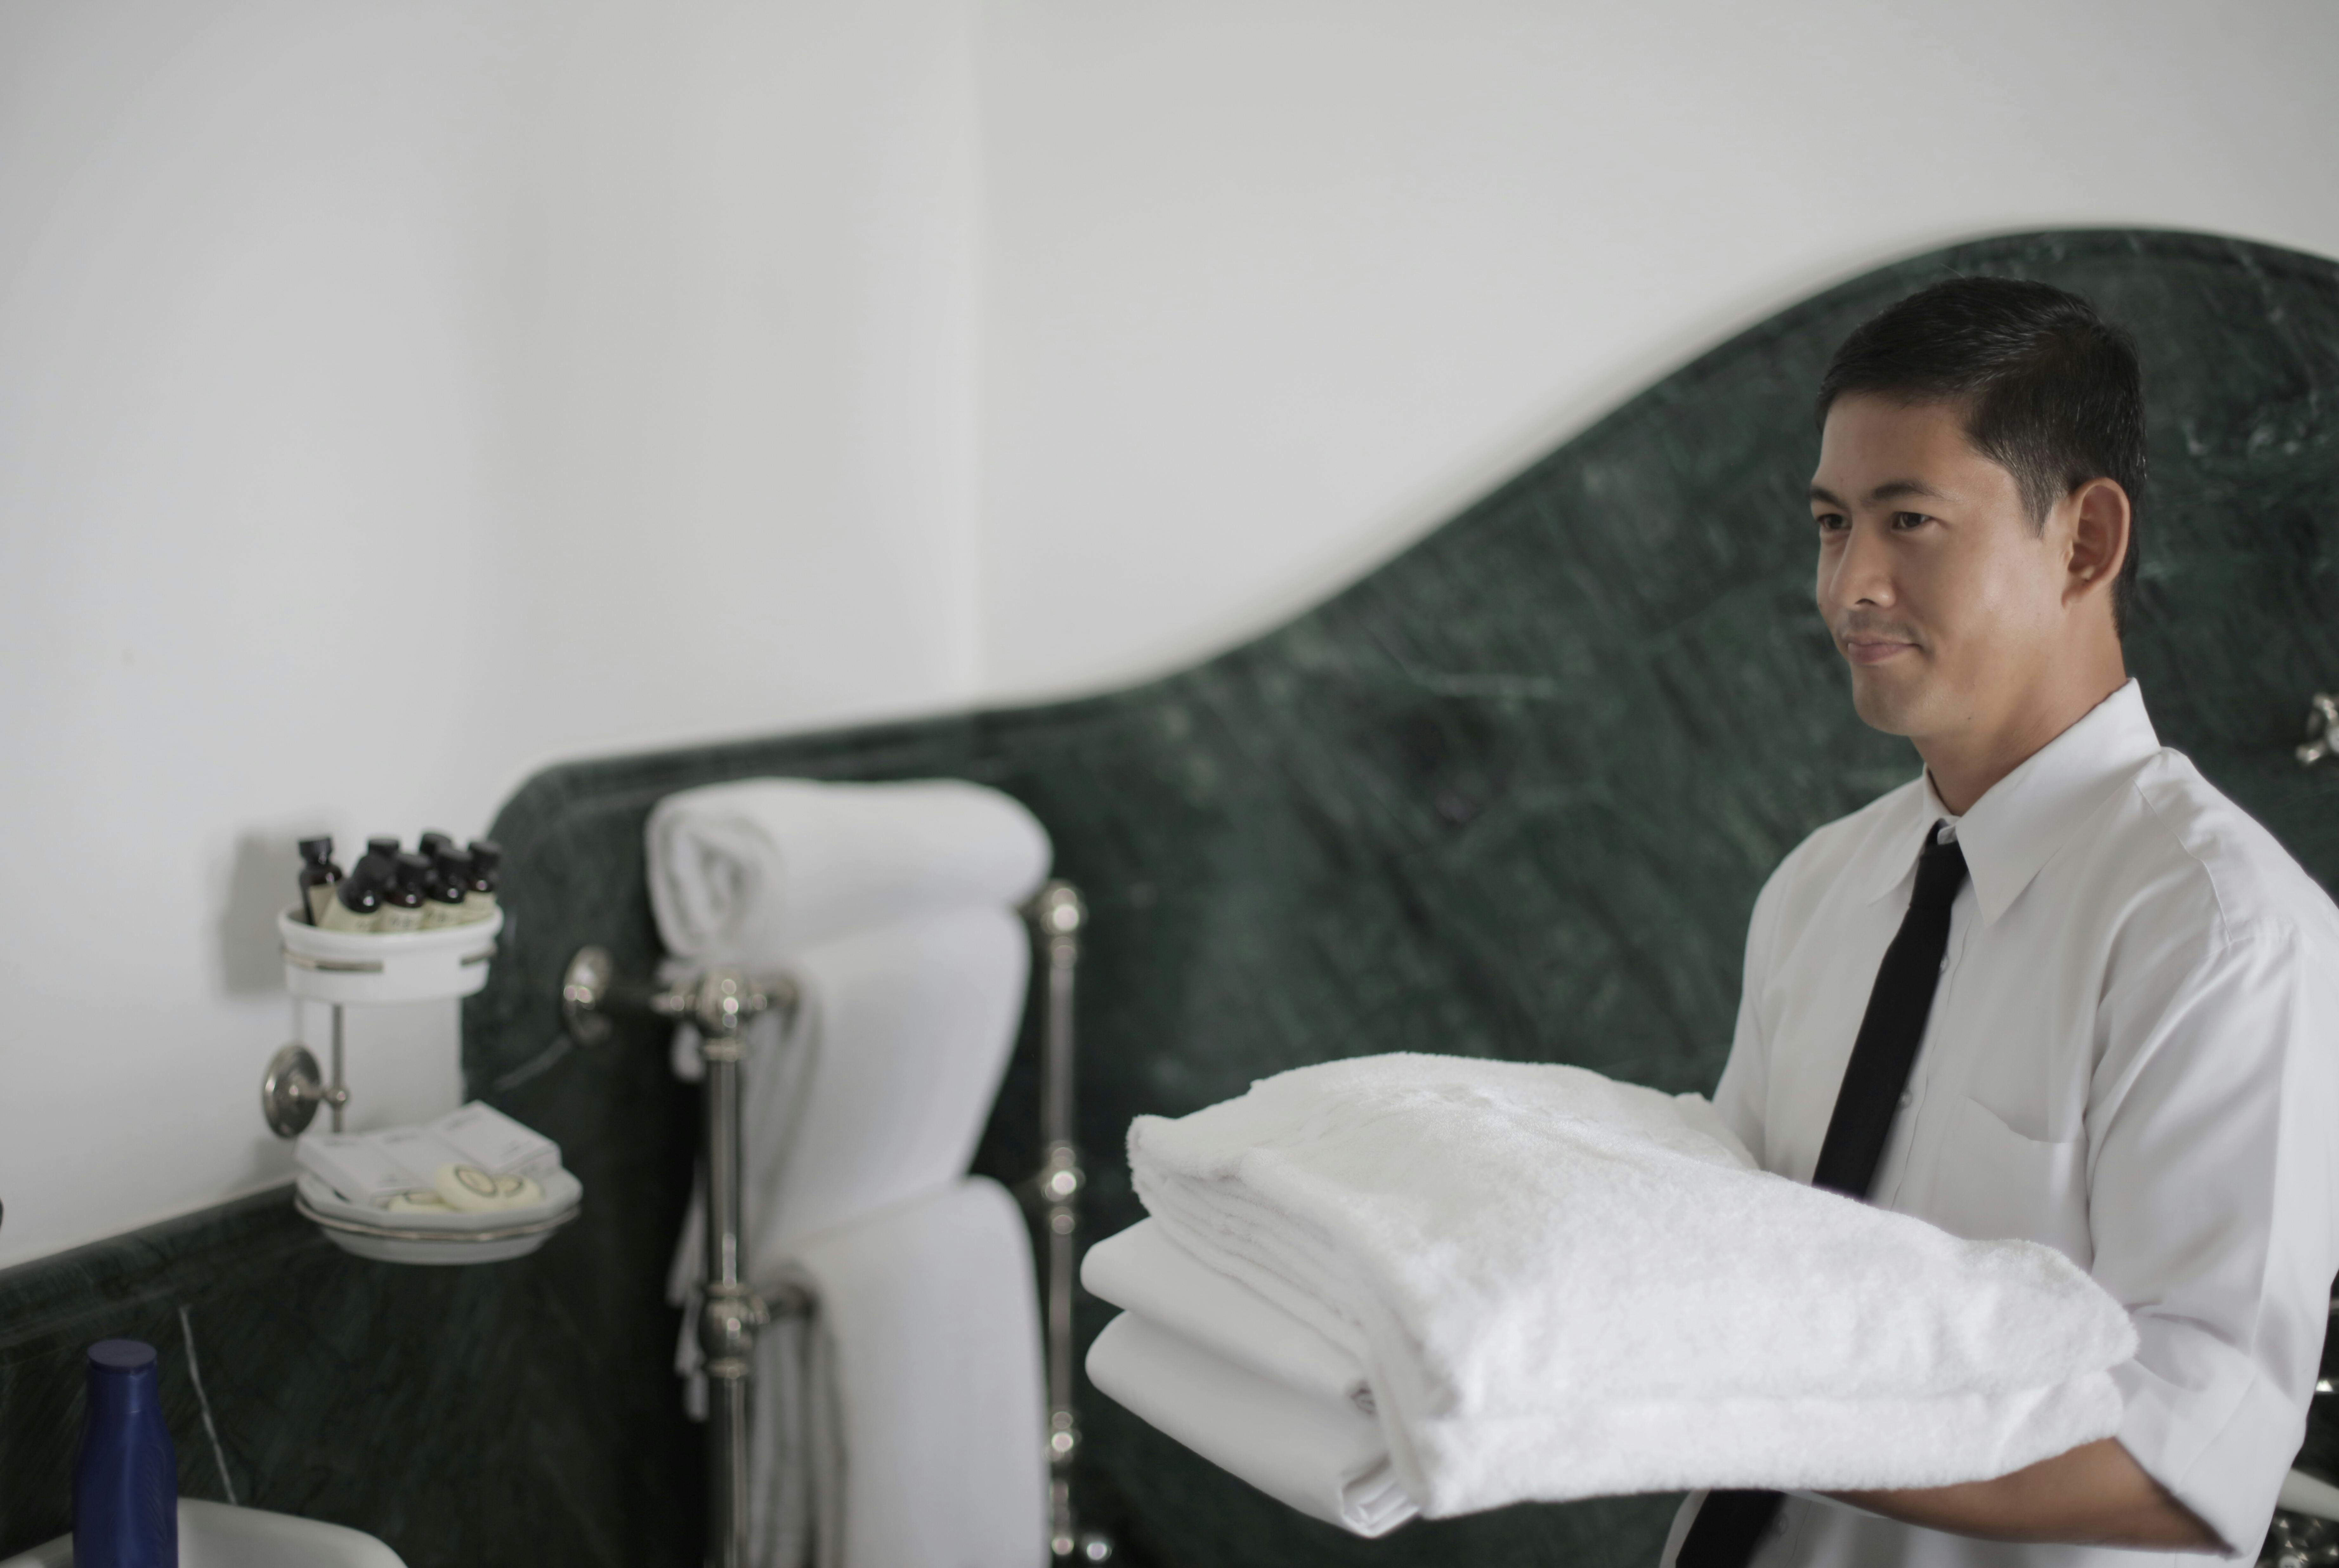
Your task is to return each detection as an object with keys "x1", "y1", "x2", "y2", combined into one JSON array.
[
  {"x1": 1027, "y1": 881, "x2": 1108, "y2": 1562},
  {"x1": 700, "y1": 989, "x2": 755, "y2": 1568},
  {"x1": 1040, "y1": 888, "x2": 1081, "y2": 1152},
  {"x1": 563, "y1": 950, "x2": 793, "y2": 1568},
  {"x1": 1037, "y1": 886, "x2": 1085, "y2": 1442},
  {"x1": 329, "y1": 1004, "x2": 346, "y2": 1134},
  {"x1": 693, "y1": 970, "x2": 785, "y2": 1568}
]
